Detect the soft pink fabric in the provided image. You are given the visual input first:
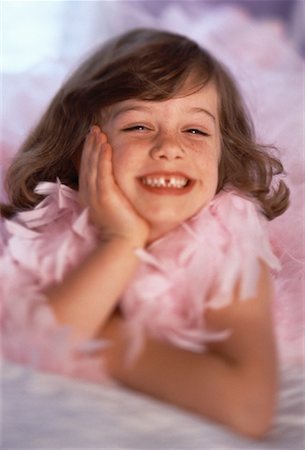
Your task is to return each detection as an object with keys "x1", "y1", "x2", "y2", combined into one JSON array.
[{"x1": 1, "y1": 180, "x2": 282, "y2": 377}]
